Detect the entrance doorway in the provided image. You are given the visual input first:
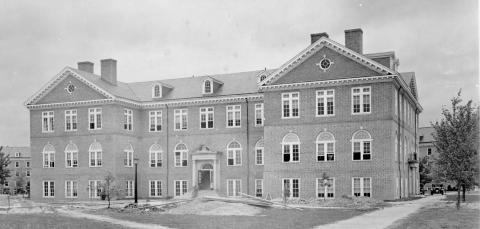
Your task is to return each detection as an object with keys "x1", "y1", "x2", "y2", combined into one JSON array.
[{"x1": 198, "y1": 164, "x2": 213, "y2": 190}]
